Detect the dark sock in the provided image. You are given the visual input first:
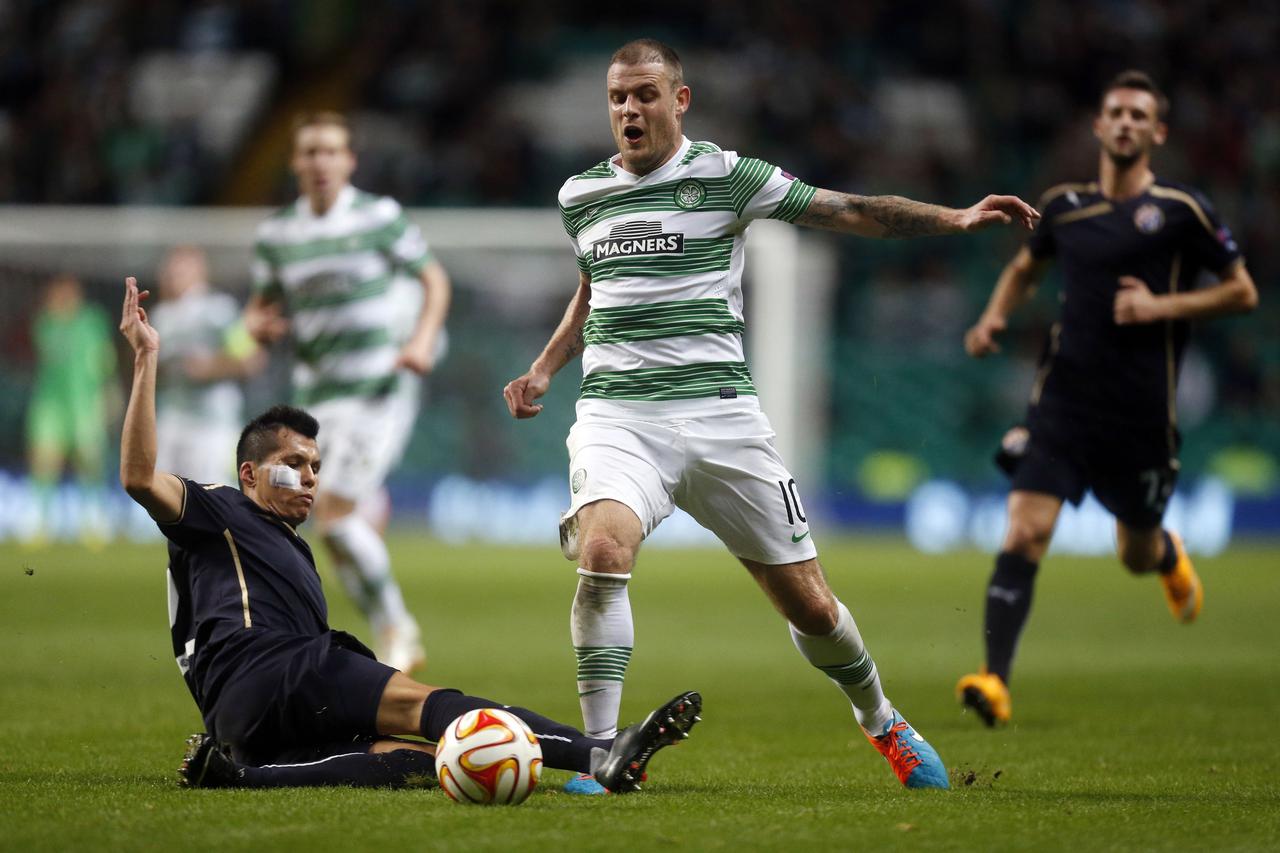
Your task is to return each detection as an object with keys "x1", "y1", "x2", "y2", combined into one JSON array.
[
  {"x1": 420, "y1": 688, "x2": 611, "y2": 774},
  {"x1": 984, "y1": 551, "x2": 1040, "y2": 684},
  {"x1": 1156, "y1": 530, "x2": 1177, "y2": 574},
  {"x1": 236, "y1": 748, "x2": 436, "y2": 788}
]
